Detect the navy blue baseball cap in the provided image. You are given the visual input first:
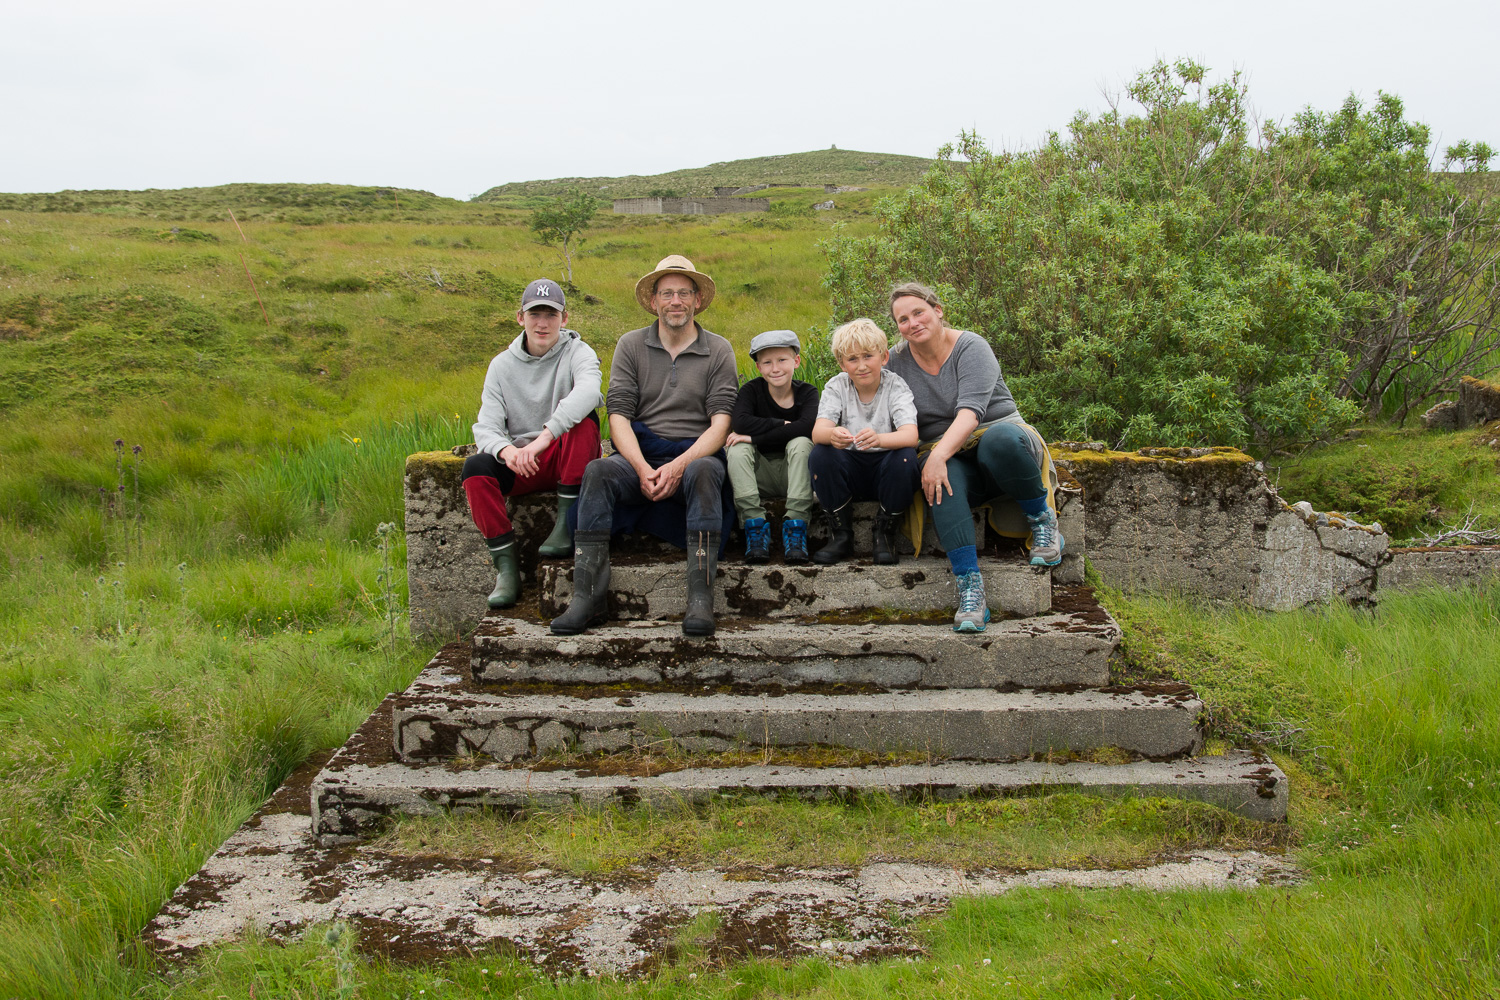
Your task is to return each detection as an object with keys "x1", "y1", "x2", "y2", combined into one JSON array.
[{"x1": 520, "y1": 278, "x2": 566, "y2": 312}]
